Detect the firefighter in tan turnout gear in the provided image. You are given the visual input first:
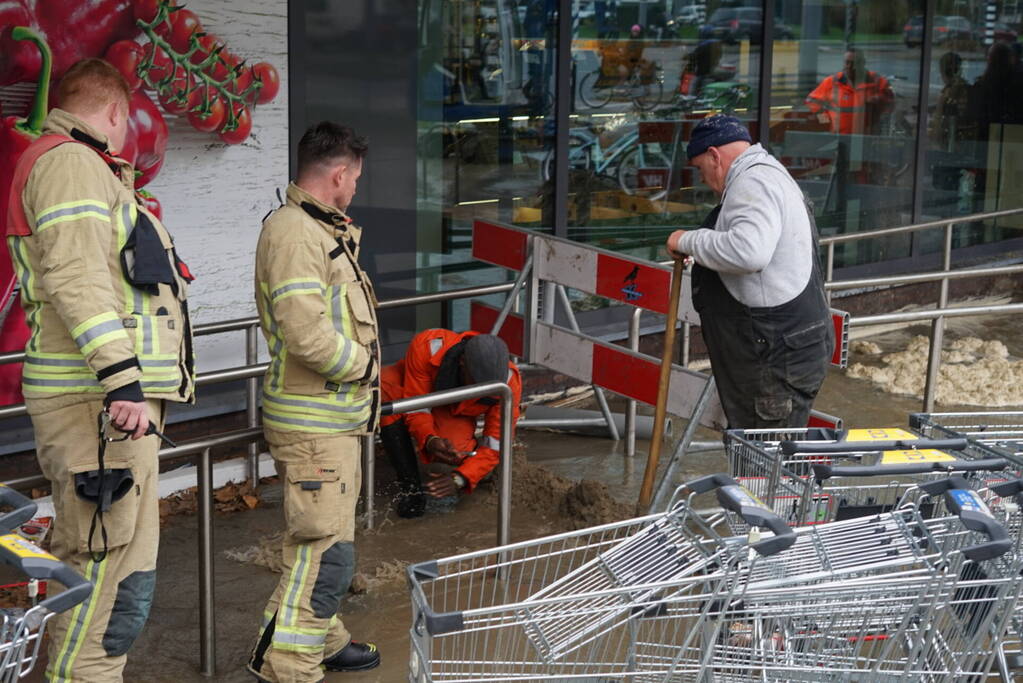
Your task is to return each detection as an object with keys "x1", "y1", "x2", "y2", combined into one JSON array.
[
  {"x1": 248, "y1": 122, "x2": 381, "y2": 681},
  {"x1": 5, "y1": 60, "x2": 195, "y2": 681}
]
